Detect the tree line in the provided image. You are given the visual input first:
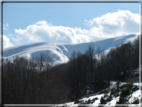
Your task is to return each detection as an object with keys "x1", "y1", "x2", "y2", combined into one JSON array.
[{"x1": 2, "y1": 36, "x2": 139, "y2": 104}]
